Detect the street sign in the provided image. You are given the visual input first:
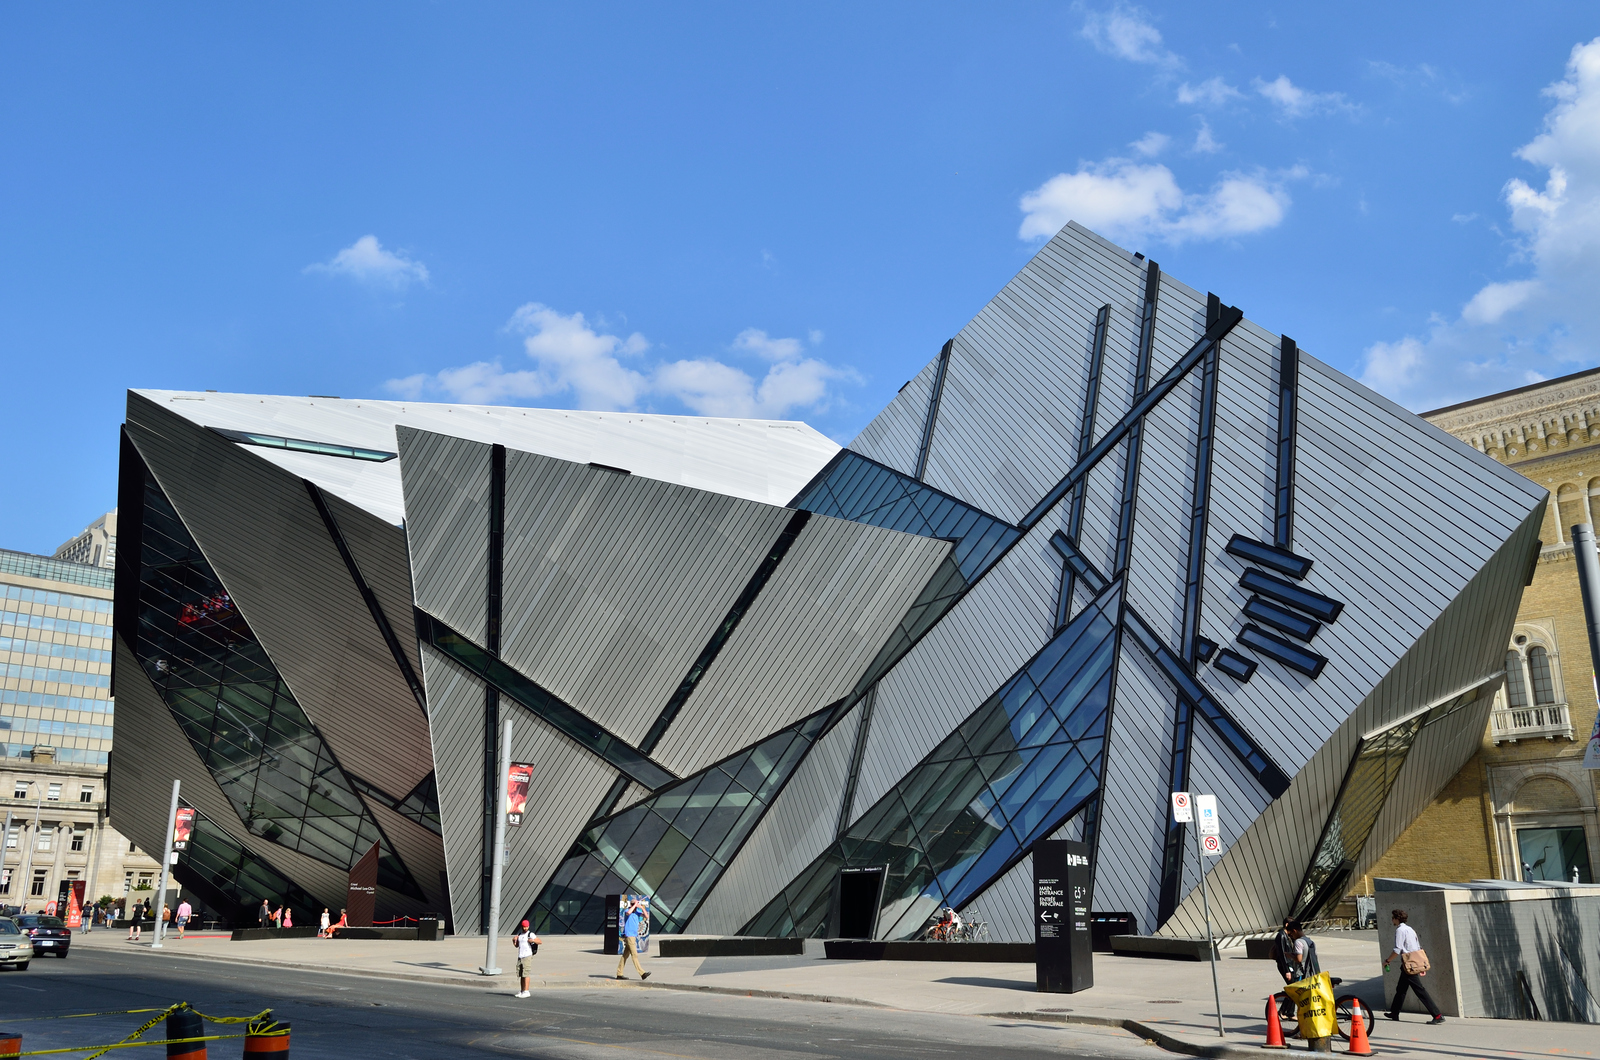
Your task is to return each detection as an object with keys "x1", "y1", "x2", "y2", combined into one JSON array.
[
  {"x1": 1194, "y1": 794, "x2": 1219, "y2": 836},
  {"x1": 1201, "y1": 834, "x2": 1223, "y2": 857},
  {"x1": 1171, "y1": 791, "x2": 1192, "y2": 822},
  {"x1": 1034, "y1": 839, "x2": 1094, "y2": 993}
]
